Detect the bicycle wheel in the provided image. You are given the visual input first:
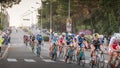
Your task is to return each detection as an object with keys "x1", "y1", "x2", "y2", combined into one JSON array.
[
  {"x1": 98, "y1": 54, "x2": 105, "y2": 68},
  {"x1": 53, "y1": 53, "x2": 57, "y2": 61},
  {"x1": 80, "y1": 54, "x2": 85, "y2": 66},
  {"x1": 89, "y1": 60, "x2": 95, "y2": 68},
  {"x1": 107, "y1": 63, "x2": 112, "y2": 68}
]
